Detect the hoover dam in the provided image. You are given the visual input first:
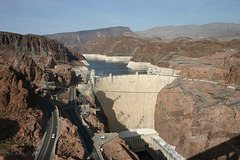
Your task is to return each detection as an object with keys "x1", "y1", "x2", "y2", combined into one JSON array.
[{"x1": 93, "y1": 72, "x2": 178, "y2": 132}]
